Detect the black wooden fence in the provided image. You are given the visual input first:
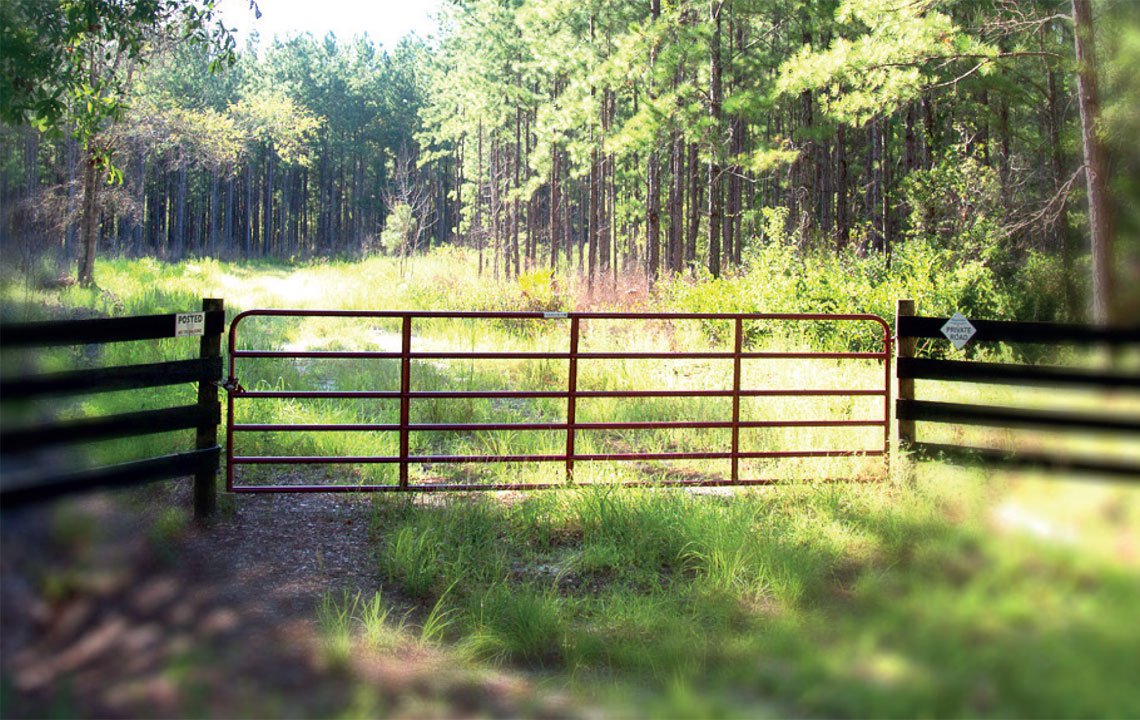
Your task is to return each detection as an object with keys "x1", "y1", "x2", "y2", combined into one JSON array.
[
  {"x1": 0, "y1": 299, "x2": 224, "y2": 517},
  {"x1": 895, "y1": 300, "x2": 1140, "y2": 478}
]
